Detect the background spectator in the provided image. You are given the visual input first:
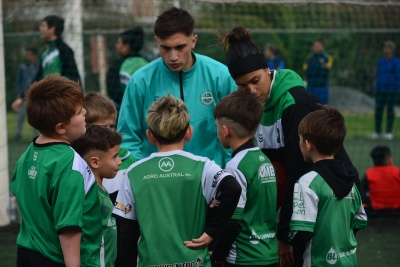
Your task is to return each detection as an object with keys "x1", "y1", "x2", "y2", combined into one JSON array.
[{"x1": 303, "y1": 41, "x2": 333, "y2": 104}]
